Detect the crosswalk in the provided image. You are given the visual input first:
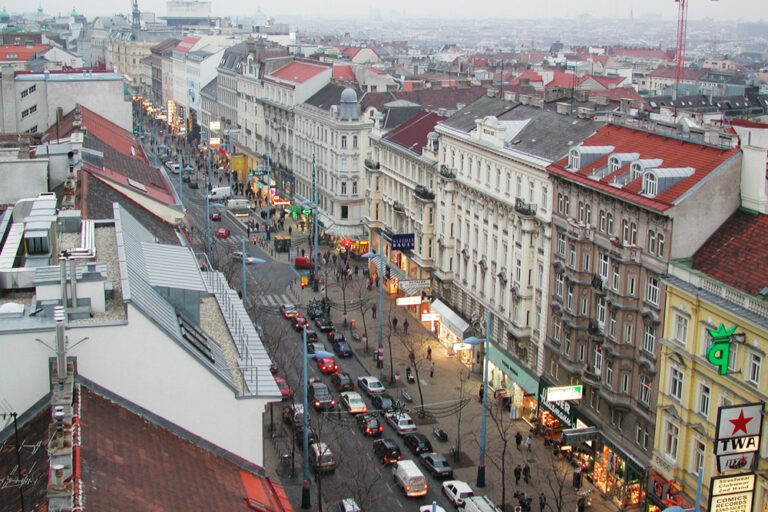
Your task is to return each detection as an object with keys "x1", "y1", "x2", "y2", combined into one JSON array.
[{"x1": 257, "y1": 294, "x2": 295, "y2": 307}]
